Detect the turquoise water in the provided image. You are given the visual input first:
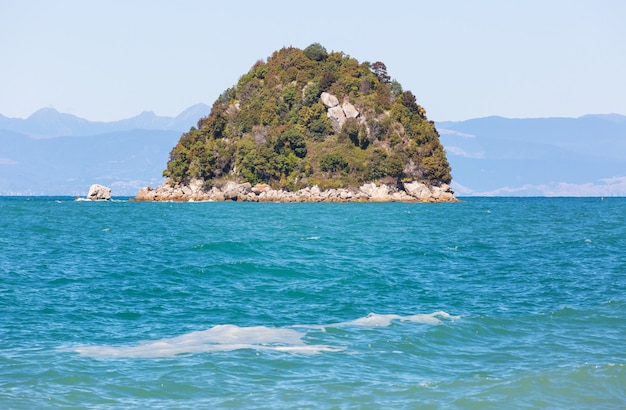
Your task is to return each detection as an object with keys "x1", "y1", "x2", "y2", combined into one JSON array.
[{"x1": 1, "y1": 197, "x2": 625, "y2": 408}]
